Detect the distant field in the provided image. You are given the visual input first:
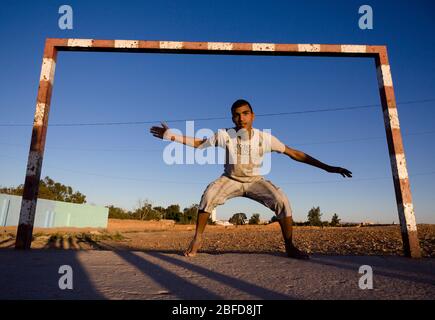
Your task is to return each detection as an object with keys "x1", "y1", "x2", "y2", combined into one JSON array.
[{"x1": 0, "y1": 219, "x2": 434, "y2": 257}]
